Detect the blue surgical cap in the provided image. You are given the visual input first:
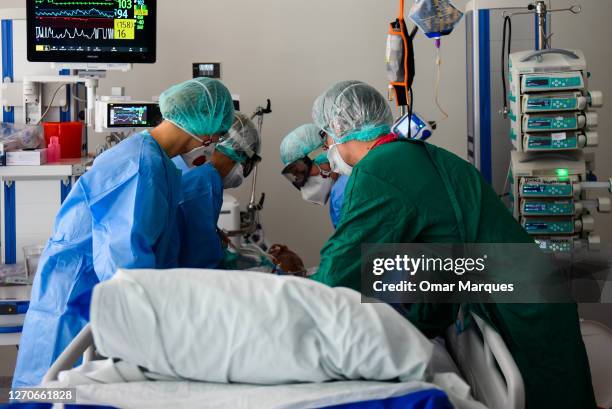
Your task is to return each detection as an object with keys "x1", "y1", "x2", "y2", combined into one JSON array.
[
  {"x1": 312, "y1": 80, "x2": 393, "y2": 144},
  {"x1": 280, "y1": 124, "x2": 326, "y2": 166},
  {"x1": 159, "y1": 77, "x2": 235, "y2": 139}
]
